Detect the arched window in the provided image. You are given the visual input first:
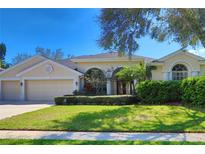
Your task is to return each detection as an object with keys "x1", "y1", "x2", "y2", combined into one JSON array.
[
  {"x1": 84, "y1": 68, "x2": 106, "y2": 95},
  {"x1": 172, "y1": 64, "x2": 188, "y2": 80}
]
